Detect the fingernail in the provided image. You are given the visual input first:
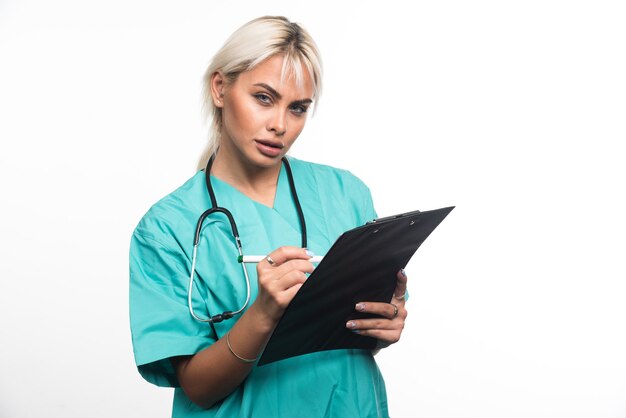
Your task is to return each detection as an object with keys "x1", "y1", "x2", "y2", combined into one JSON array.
[
  {"x1": 346, "y1": 321, "x2": 356, "y2": 329},
  {"x1": 305, "y1": 249, "x2": 315, "y2": 257},
  {"x1": 355, "y1": 303, "x2": 365, "y2": 311},
  {"x1": 400, "y1": 268, "x2": 407, "y2": 277},
  {"x1": 350, "y1": 330, "x2": 361, "y2": 334}
]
